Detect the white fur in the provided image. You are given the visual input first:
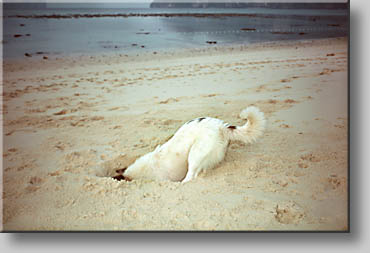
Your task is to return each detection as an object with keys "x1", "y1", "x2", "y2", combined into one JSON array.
[{"x1": 123, "y1": 106, "x2": 266, "y2": 182}]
